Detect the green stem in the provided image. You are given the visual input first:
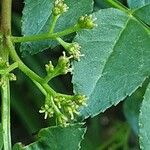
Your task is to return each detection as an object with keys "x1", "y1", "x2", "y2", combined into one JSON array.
[
  {"x1": 106, "y1": 0, "x2": 150, "y2": 33},
  {"x1": 1, "y1": 0, "x2": 12, "y2": 35},
  {"x1": 56, "y1": 37, "x2": 69, "y2": 49},
  {"x1": 0, "y1": 62, "x2": 18, "y2": 74},
  {"x1": 5, "y1": 62, "x2": 18, "y2": 73},
  {"x1": 1, "y1": 76, "x2": 11, "y2": 150},
  {"x1": 106, "y1": 0, "x2": 130, "y2": 14},
  {"x1": 43, "y1": 67, "x2": 62, "y2": 84},
  {"x1": 11, "y1": 24, "x2": 81, "y2": 43},
  {"x1": 1, "y1": 0, "x2": 12, "y2": 149},
  {"x1": 7, "y1": 37, "x2": 56, "y2": 96},
  {"x1": 32, "y1": 80, "x2": 47, "y2": 96},
  {"x1": 49, "y1": 15, "x2": 59, "y2": 33}
]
